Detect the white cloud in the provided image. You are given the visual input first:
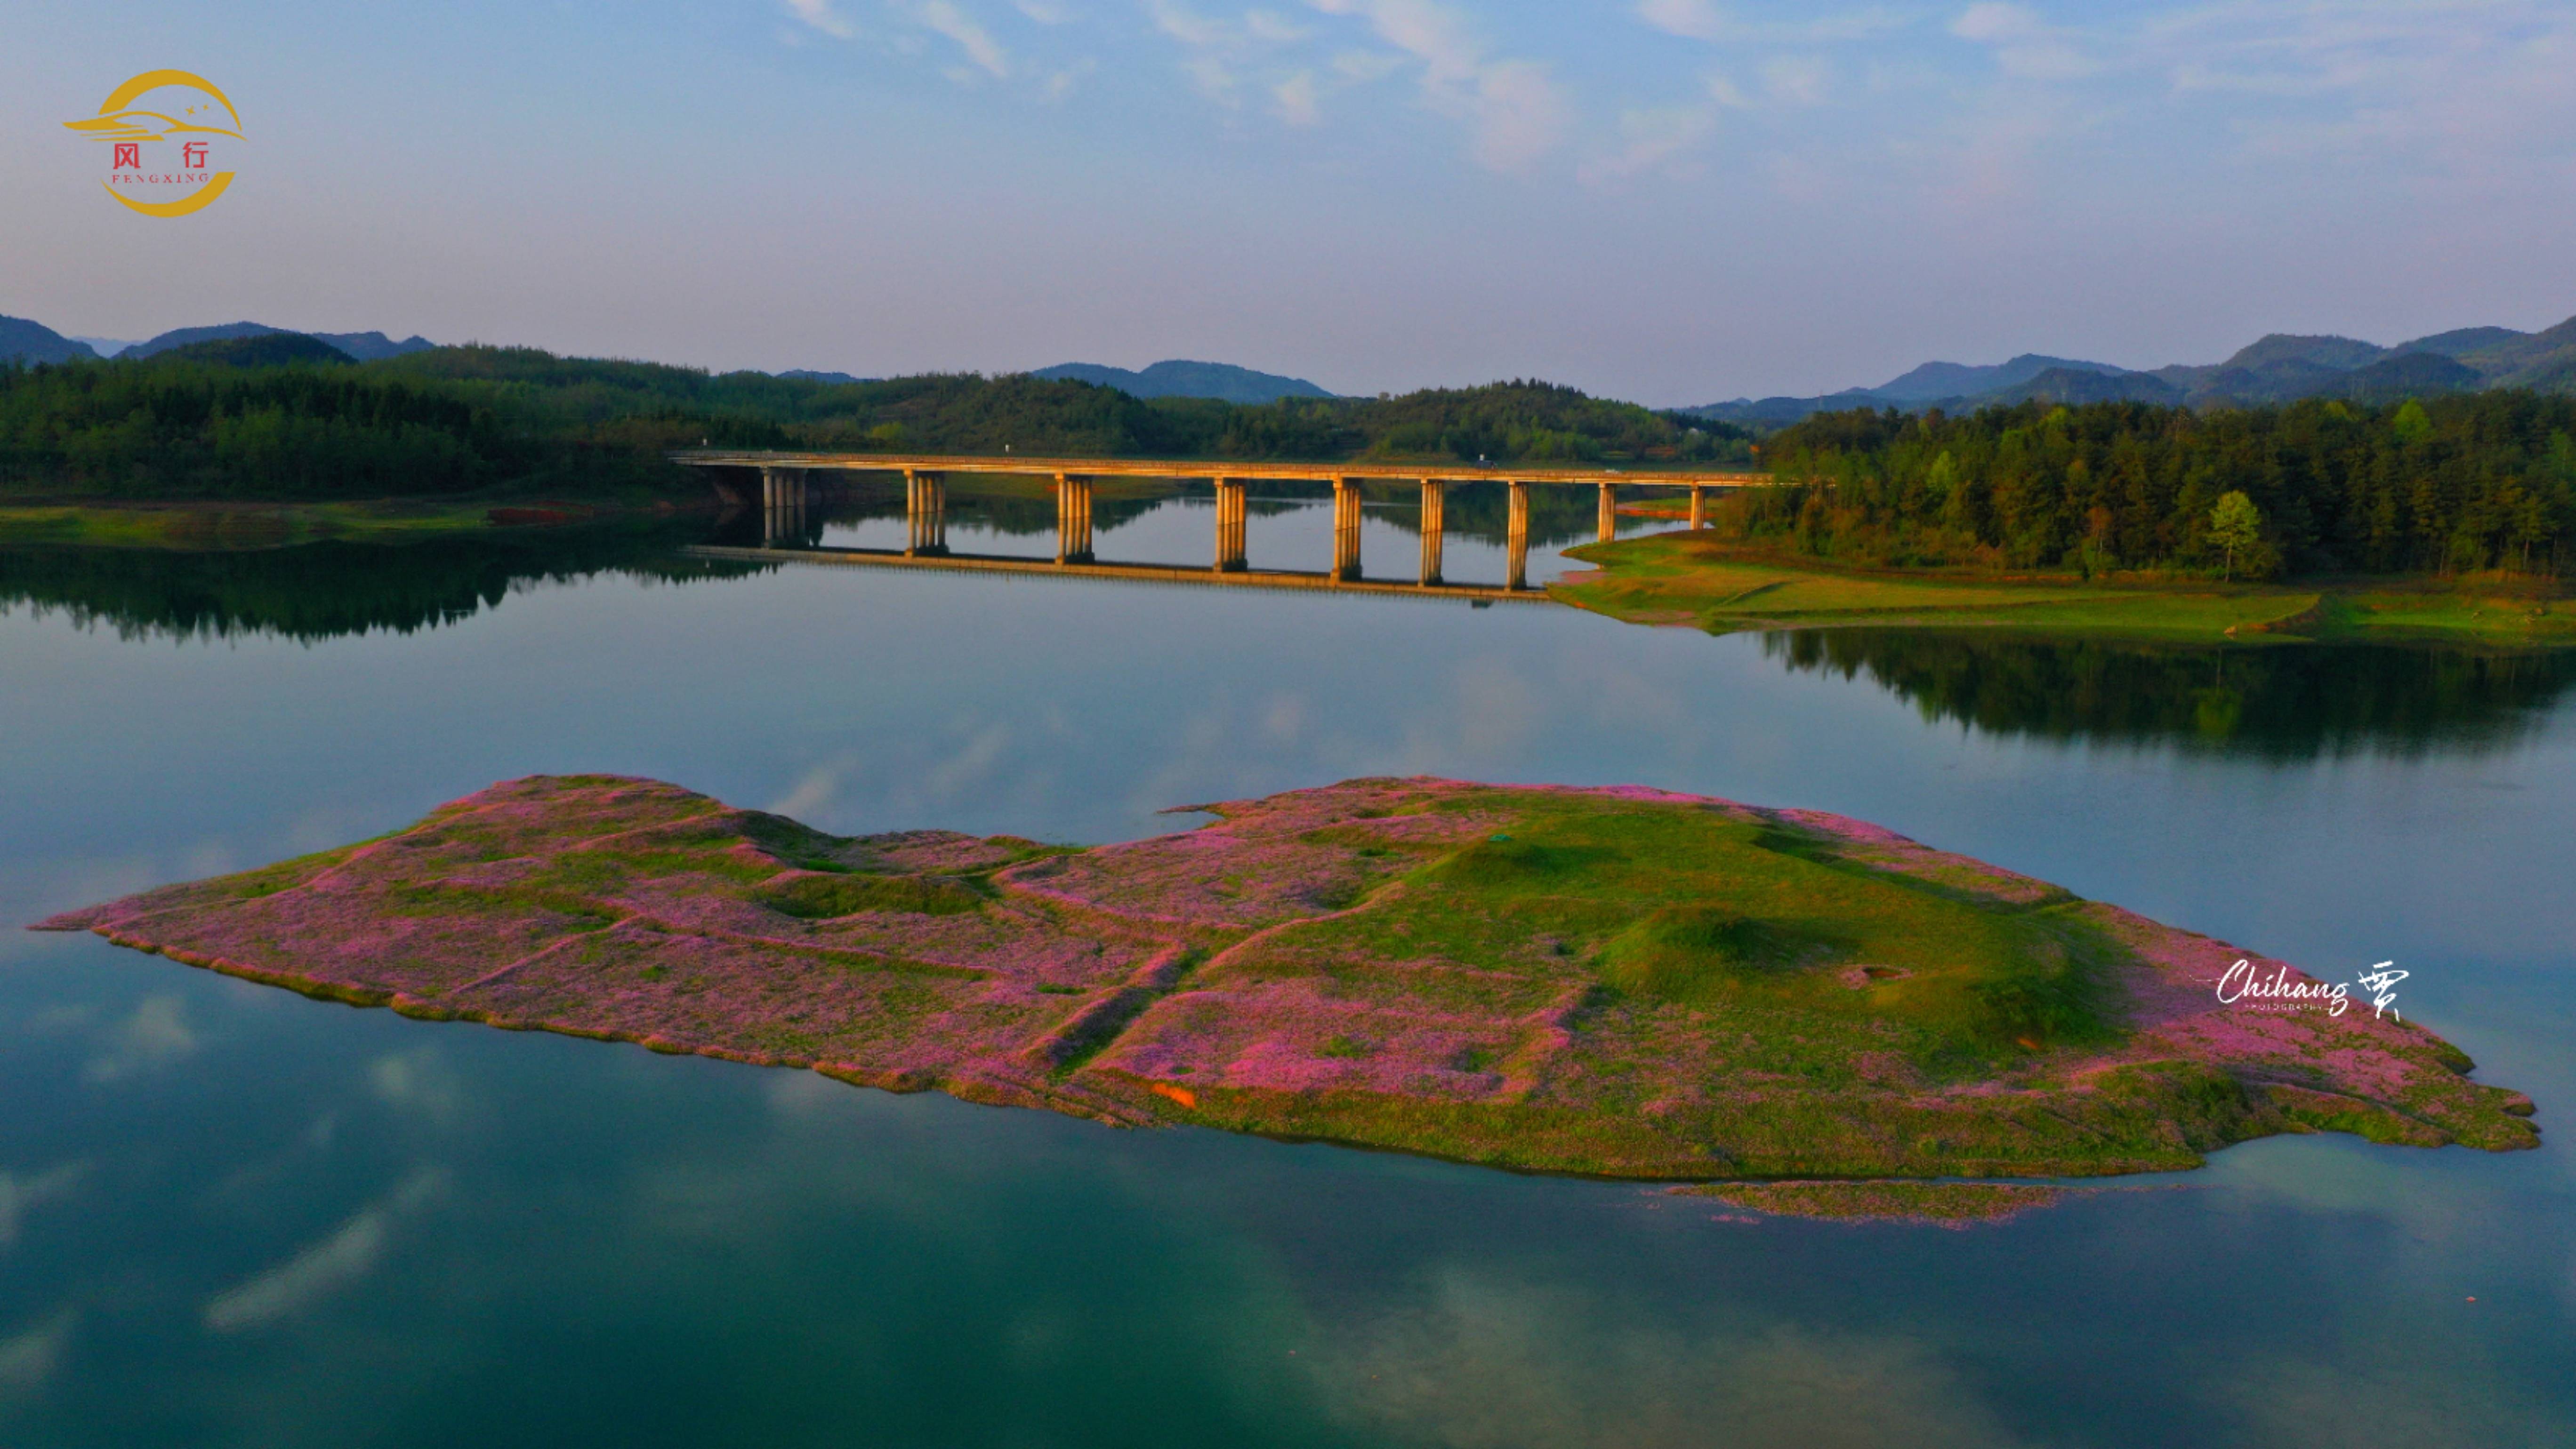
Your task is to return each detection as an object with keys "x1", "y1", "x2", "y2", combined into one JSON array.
[
  {"x1": 1276, "y1": 70, "x2": 1323, "y2": 124},
  {"x1": 1244, "y1": 8, "x2": 1307, "y2": 42},
  {"x1": 1042, "y1": 59, "x2": 1098, "y2": 100},
  {"x1": 83, "y1": 994, "x2": 198, "y2": 1083},
  {"x1": 0, "y1": 1310, "x2": 76, "y2": 1402},
  {"x1": 1332, "y1": 48, "x2": 1402, "y2": 81},
  {"x1": 915, "y1": 0, "x2": 1013, "y2": 76},
  {"x1": 369, "y1": 1049, "x2": 464, "y2": 1124},
  {"x1": 1308, "y1": 0, "x2": 1572, "y2": 170},
  {"x1": 1951, "y1": 2, "x2": 2101, "y2": 79},
  {"x1": 1637, "y1": 0, "x2": 1724, "y2": 42},
  {"x1": 1466, "y1": 60, "x2": 1574, "y2": 171},
  {"x1": 0, "y1": 1162, "x2": 90, "y2": 1249},
  {"x1": 1640, "y1": 0, "x2": 1904, "y2": 44},
  {"x1": 1762, "y1": 54, "x2": 1830, "y2": 104},
  {"x1": 787, "y1": 0, "x2": 859, "y2": 38},
  {"x1": 1149, "y1": 0, "x2": 1300, "y2": 100},
  {"x1": 769, "y1": 755, "x2": 857, "y2": 821},
  {"x1": 1580, "y1": 104, "x2": 1720, "y2": 184},
  {"x1": 201, "y1": 1167, "x2": 447, "y2": 1333},
  {"x1": 1148, "y1": 0, "x2": 1232, "y2": 48}
]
